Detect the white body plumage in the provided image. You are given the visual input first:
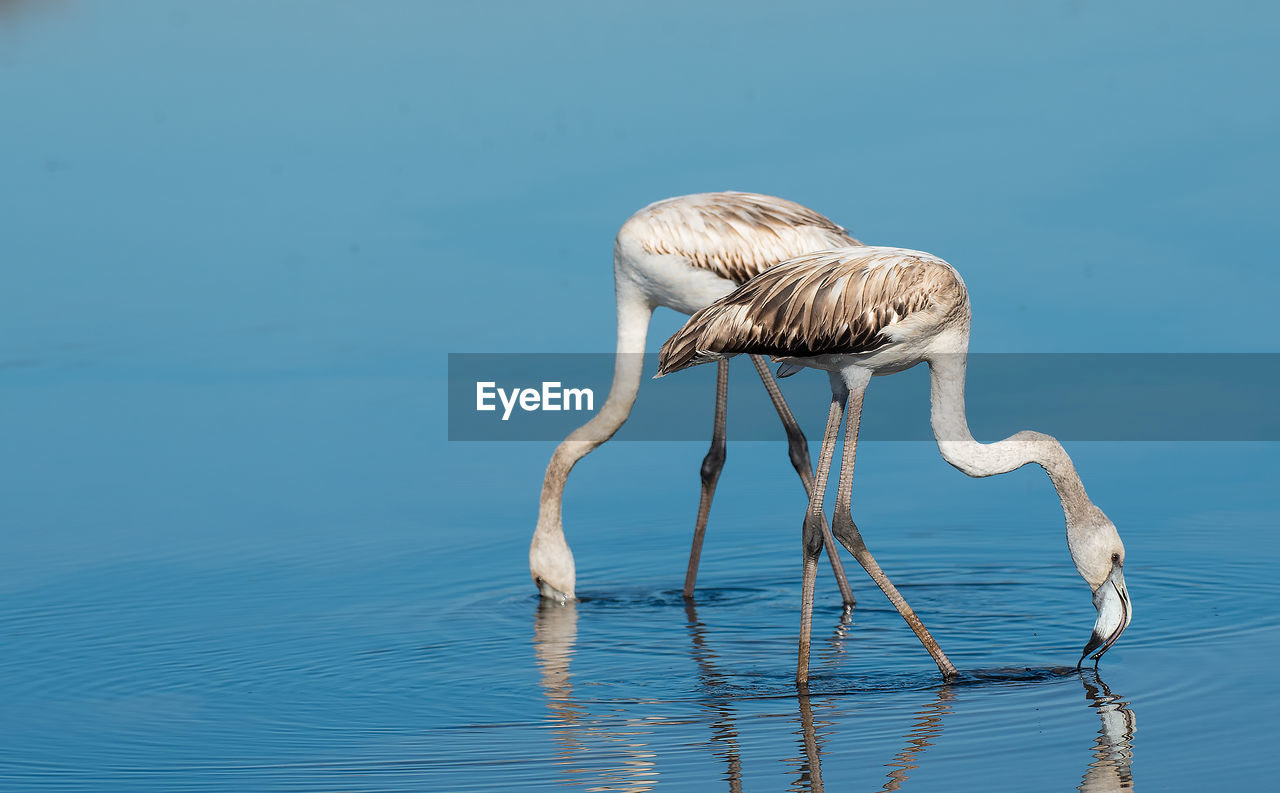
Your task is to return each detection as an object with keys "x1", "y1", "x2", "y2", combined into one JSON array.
[{"x1": 531, "y1": 192, "x2": 859, "y2": 601}]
